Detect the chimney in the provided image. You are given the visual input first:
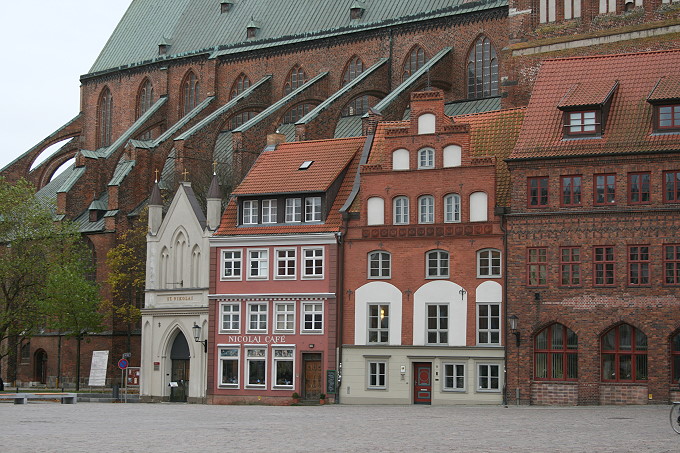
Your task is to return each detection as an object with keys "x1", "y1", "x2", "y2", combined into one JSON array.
[
  {"x1": 267, "y1": 132, "x2": 287, "y2": 148},
  {"x1": 206, "y1": 173, "x2": 222, "y2": 231}
]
